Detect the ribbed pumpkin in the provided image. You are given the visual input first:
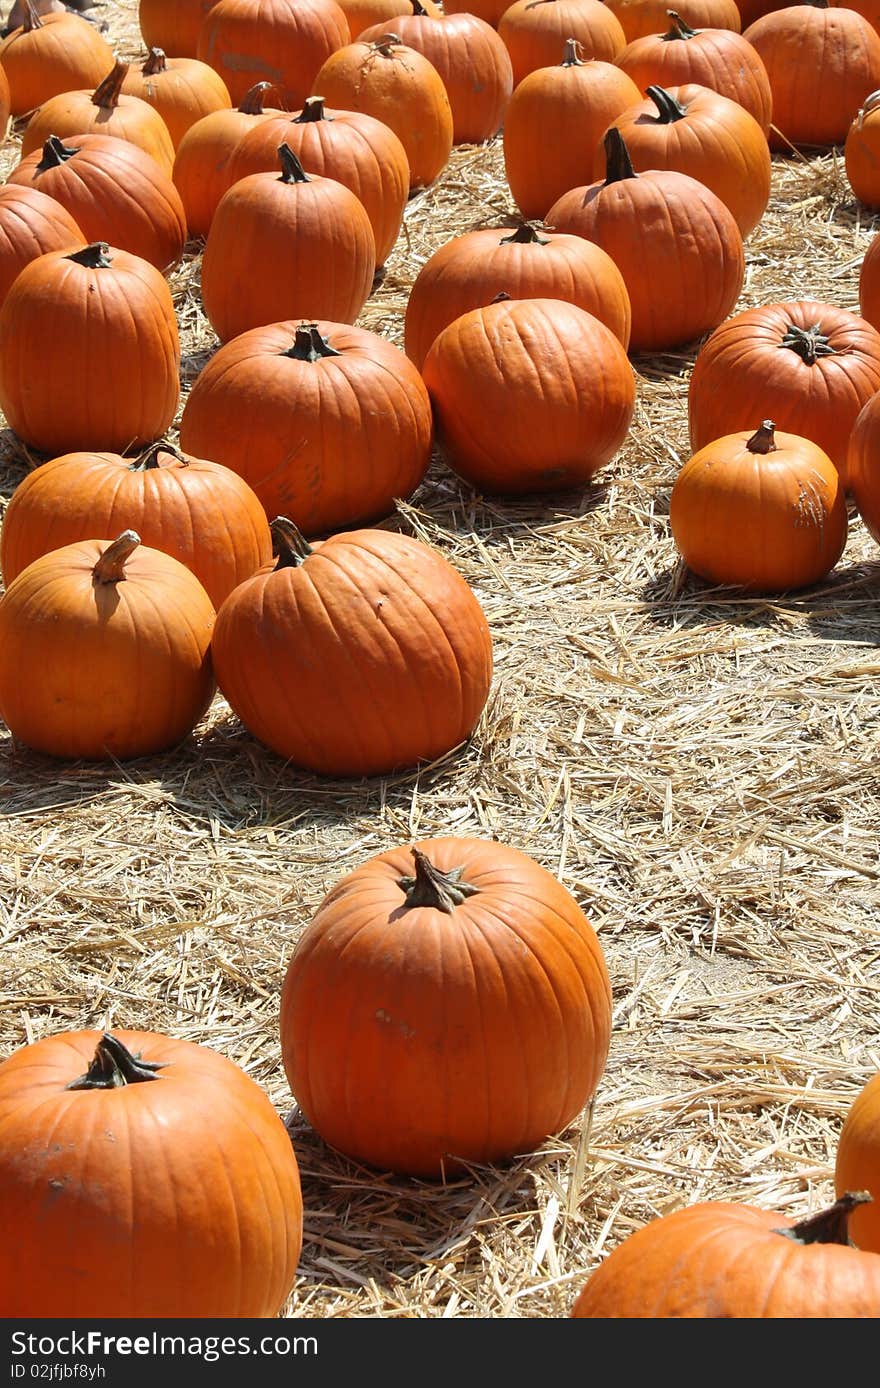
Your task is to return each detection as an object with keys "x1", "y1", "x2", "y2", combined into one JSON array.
[
  {"x1": 860, "y1": 233, "x2": 880, "y2": 331},
  {"x1": 0, "y1": 531, "x2": 215, "y2": 760},
  {"x1": 405, "y1": 221, "x2": 631, "y2": 368},
  {"x1": 180, "y1": 319, "x2": 432, "y2": 534},
  {"x1": 0, "y1": 184, "x2": 85, "y2": 309},
  {"x1": 422, "y1": 296, "x2": 636, "y2": 494},
  {"x1": 442, "y1": 0, "x2": 512, "y2": 25},
  {"x1": 0, "y1": 442, "x2": 273, "y2": 608},
  {"x1": 605, "y1": 0, "x2": 741, "y2": 40},
  {"x1": 121, "y1": 46, "x2": 232, "y2": 148},
  {"x1": 228, "y1": 95, "x2": 408, "y2": 265},
  {"x1": 571, "y1": 1195, "x2": 880, "y2": 1316},
  {"x1": 280, "y1": 837, "x2": 613, "y2": 1177},
  {"x1": 498, "y1": 0, "x2": 626, "y2": 84},
  {"x1": 835, "y1": 1074, "x2": 880, "y2": 1254},
  {"x1": 846, "y1": 392, "x2": 880, "y2": 546},
  {"x1": 8, "y1": 133, "x2": 187, "y2": 274},
  {"x1": 211, "y1": 519, "x2": 493, "y2": 776},
  {"x1": 335, "y1": 0, "x2": 440, "y2": 36},
  {"x1": 503, "y1": 39, "x2": 641, "y2": 220},
  {"x1": 600, "y1": 83, "x2": 770, "y2": 237},
  {"x1": 0, "y1": 242, "x2": 180, "y2": 455},
  {"x1": 358, "y1": 1, "x2": 513, "y2": 144},
  {"x1": 0, "y1": 1028, "x2": 302, "y2": 1316},
  {"x1": 0, "y1": 2, "x2": 114, "y2": 115},
  {"x1": 743, "y1": 1, "x2": 880, "y2": 149},
  {"x1": 0, "y1": 51, "x2": 10, "y2": 135},
  {"x1": 616, "y1": 11, "x2": 773, "y2": 133},
  {"x1": 312, "y1": 35, "x2": 454, "y2": 189},
  {"x1": 171, "y1": 81, "x2": 282, "y2": 238},
  {"x1": 200, "y1": 144, "x2": 375, "y2": 342},
  {"x1": 138, "y1": 0, "x2": 222, "y2": 59},
  {"x1": 20, "y1": 61, "x2": 177, "y2": 173},
  {"x1": 197, "y1": 0, "x2": 350, "y2": 107},
  {"x1": 547, "y1": 128, "x2": 744, "y2": 354},
  {"x1": 846, "y1": 90, "x2": 880, "y2": 208},
  {"x1": 669, "y1": 420, "x2": 847, "y2": 591},
  {"x1": 688, "y1": 300, "x2": 880, "y2": 482}
]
